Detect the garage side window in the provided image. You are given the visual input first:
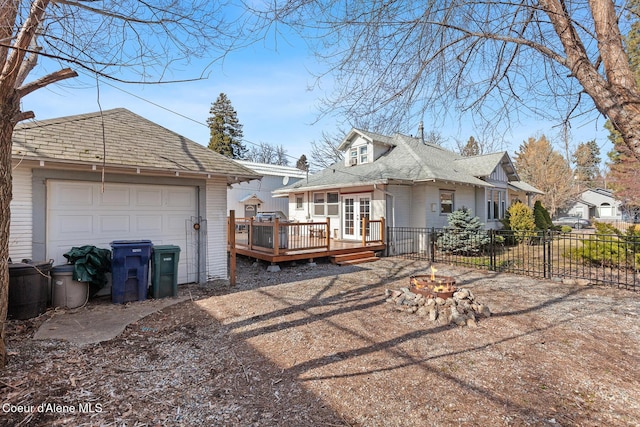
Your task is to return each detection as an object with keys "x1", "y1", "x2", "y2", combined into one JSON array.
[
  {"x1": 295, "y1": 194, "x2": 304, "y2": 210},
  {"x1": 440, "y1": 190, "x2": 454, "y2": 214}
]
